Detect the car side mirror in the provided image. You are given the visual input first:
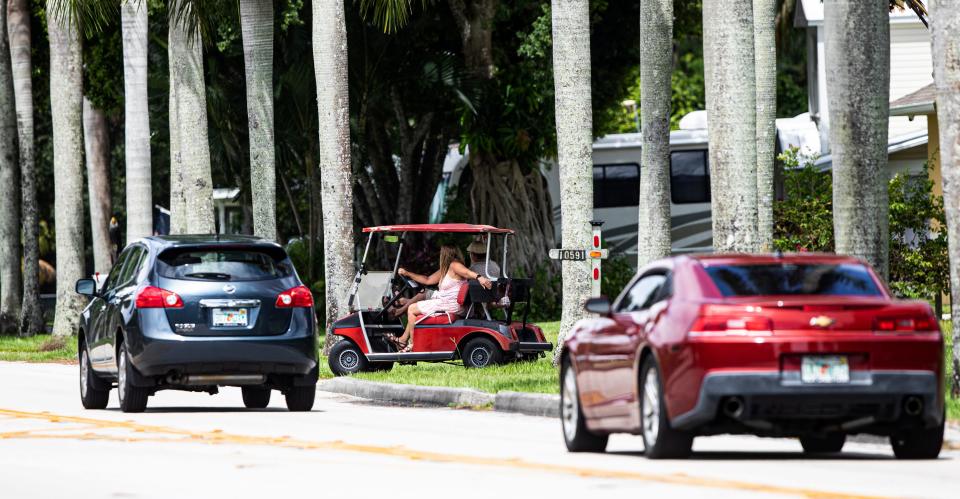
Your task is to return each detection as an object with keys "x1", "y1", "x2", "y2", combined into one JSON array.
[
  {"x1": 584, "y1": 296, "x2": 611, "y2": 316},
  {"x1": 75, "y1": 278, "x2": 98, "y2": 297}
]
